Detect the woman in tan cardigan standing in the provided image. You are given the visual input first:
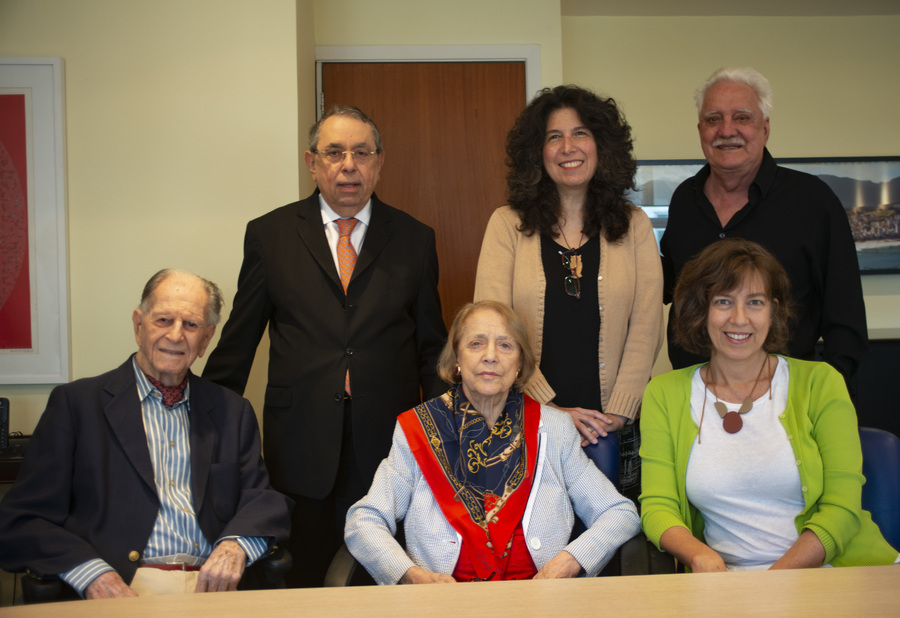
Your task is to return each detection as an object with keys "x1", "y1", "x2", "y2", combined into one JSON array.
[{"x1": 474, "y1": 85, "x2": 663, "y2": 498}]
